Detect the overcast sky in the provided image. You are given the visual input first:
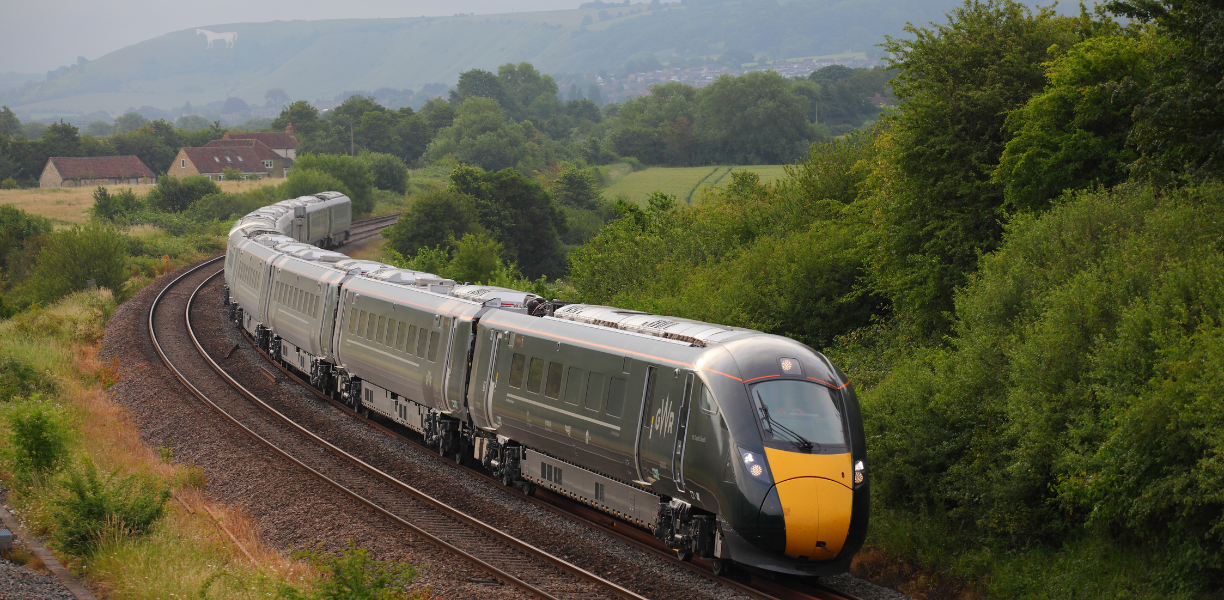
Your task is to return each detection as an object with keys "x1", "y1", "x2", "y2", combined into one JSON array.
[{"x1": 1, "y1": 0, "x2": 586, "y2": 74}]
